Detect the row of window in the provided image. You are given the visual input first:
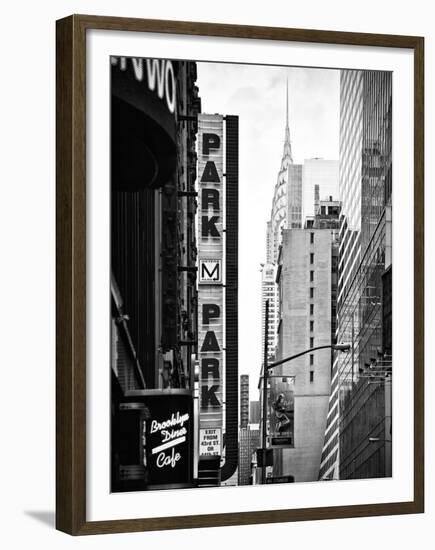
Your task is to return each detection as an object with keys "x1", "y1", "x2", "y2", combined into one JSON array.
[
  {"x1": 309, "y1": 235, "x2": 315, "y2": 397},
  {"x1": 309, "y1": 238, "x2": 315, "y2": 382},
  {"x1": 309, "y1": 239, "x2": 315, "y2": 386},
  {"x1": 310, "y1": 237, "x2": 315, "y2": 387}
]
